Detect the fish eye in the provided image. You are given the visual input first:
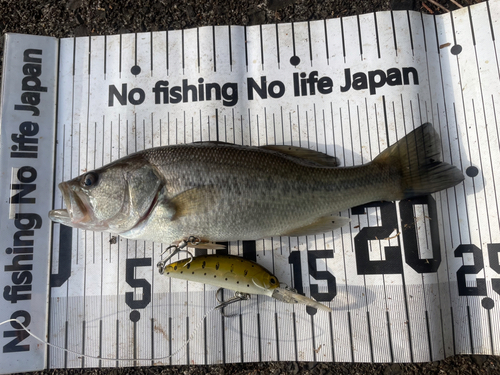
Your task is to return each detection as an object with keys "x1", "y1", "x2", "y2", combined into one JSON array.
[{"x1": 82, "y1": 172, "x2": 98, "y2": 188}]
